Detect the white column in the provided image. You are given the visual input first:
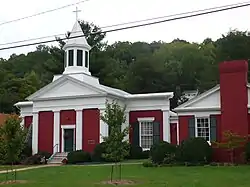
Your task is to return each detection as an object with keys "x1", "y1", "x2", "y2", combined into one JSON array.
[
  {"x1": 177, "y1": 121, "x2": 180, "y2": 145},
  {"x1": 162, "y1": 110, "x2": 171, "y2": 143},
  {"x1": 76, "y1": 110, "x2": 83, "y2": 150},
  {"x1": 99, "y1": 109, "x2": 108, "y2": 143},
  {"x1": 32, "y1": 112, "x2": 39, "y2": 155},
  {"x1": 122, "y1": 111, "x2": 130, "y2": 141},
  {"x1": 20, "y1": 115, "x2": 24, "y2": 129},
  {"x1": 53, "y1": 110, "x2": 60, "y2": 153}
]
